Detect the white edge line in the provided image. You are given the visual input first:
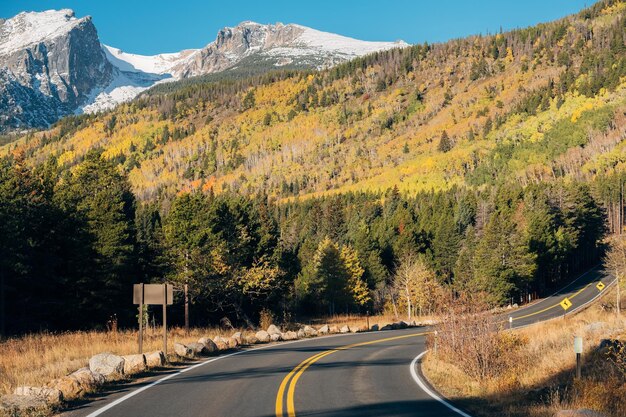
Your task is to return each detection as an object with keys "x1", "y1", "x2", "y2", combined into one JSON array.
[
  {"x1": 87, "y1": 272, "x2": 613, "y2": 417},
  {"x1": 410, "y1": 351, "x2": 473, "y2": 417},
  {"x1": 84, "y1": 329, "x2": 404, "y2": 417},
  {"x1": 407, "y1": 273, "x2": 614, "y2": 417}
]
